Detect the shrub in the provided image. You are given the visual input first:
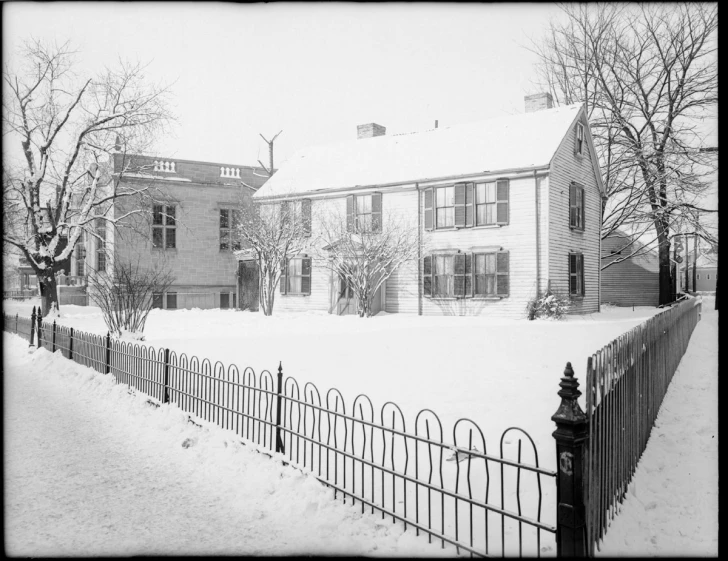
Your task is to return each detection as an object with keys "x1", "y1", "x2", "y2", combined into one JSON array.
[{"x1": 526, "y1": 290, "x2": 571, "y2": 320}]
